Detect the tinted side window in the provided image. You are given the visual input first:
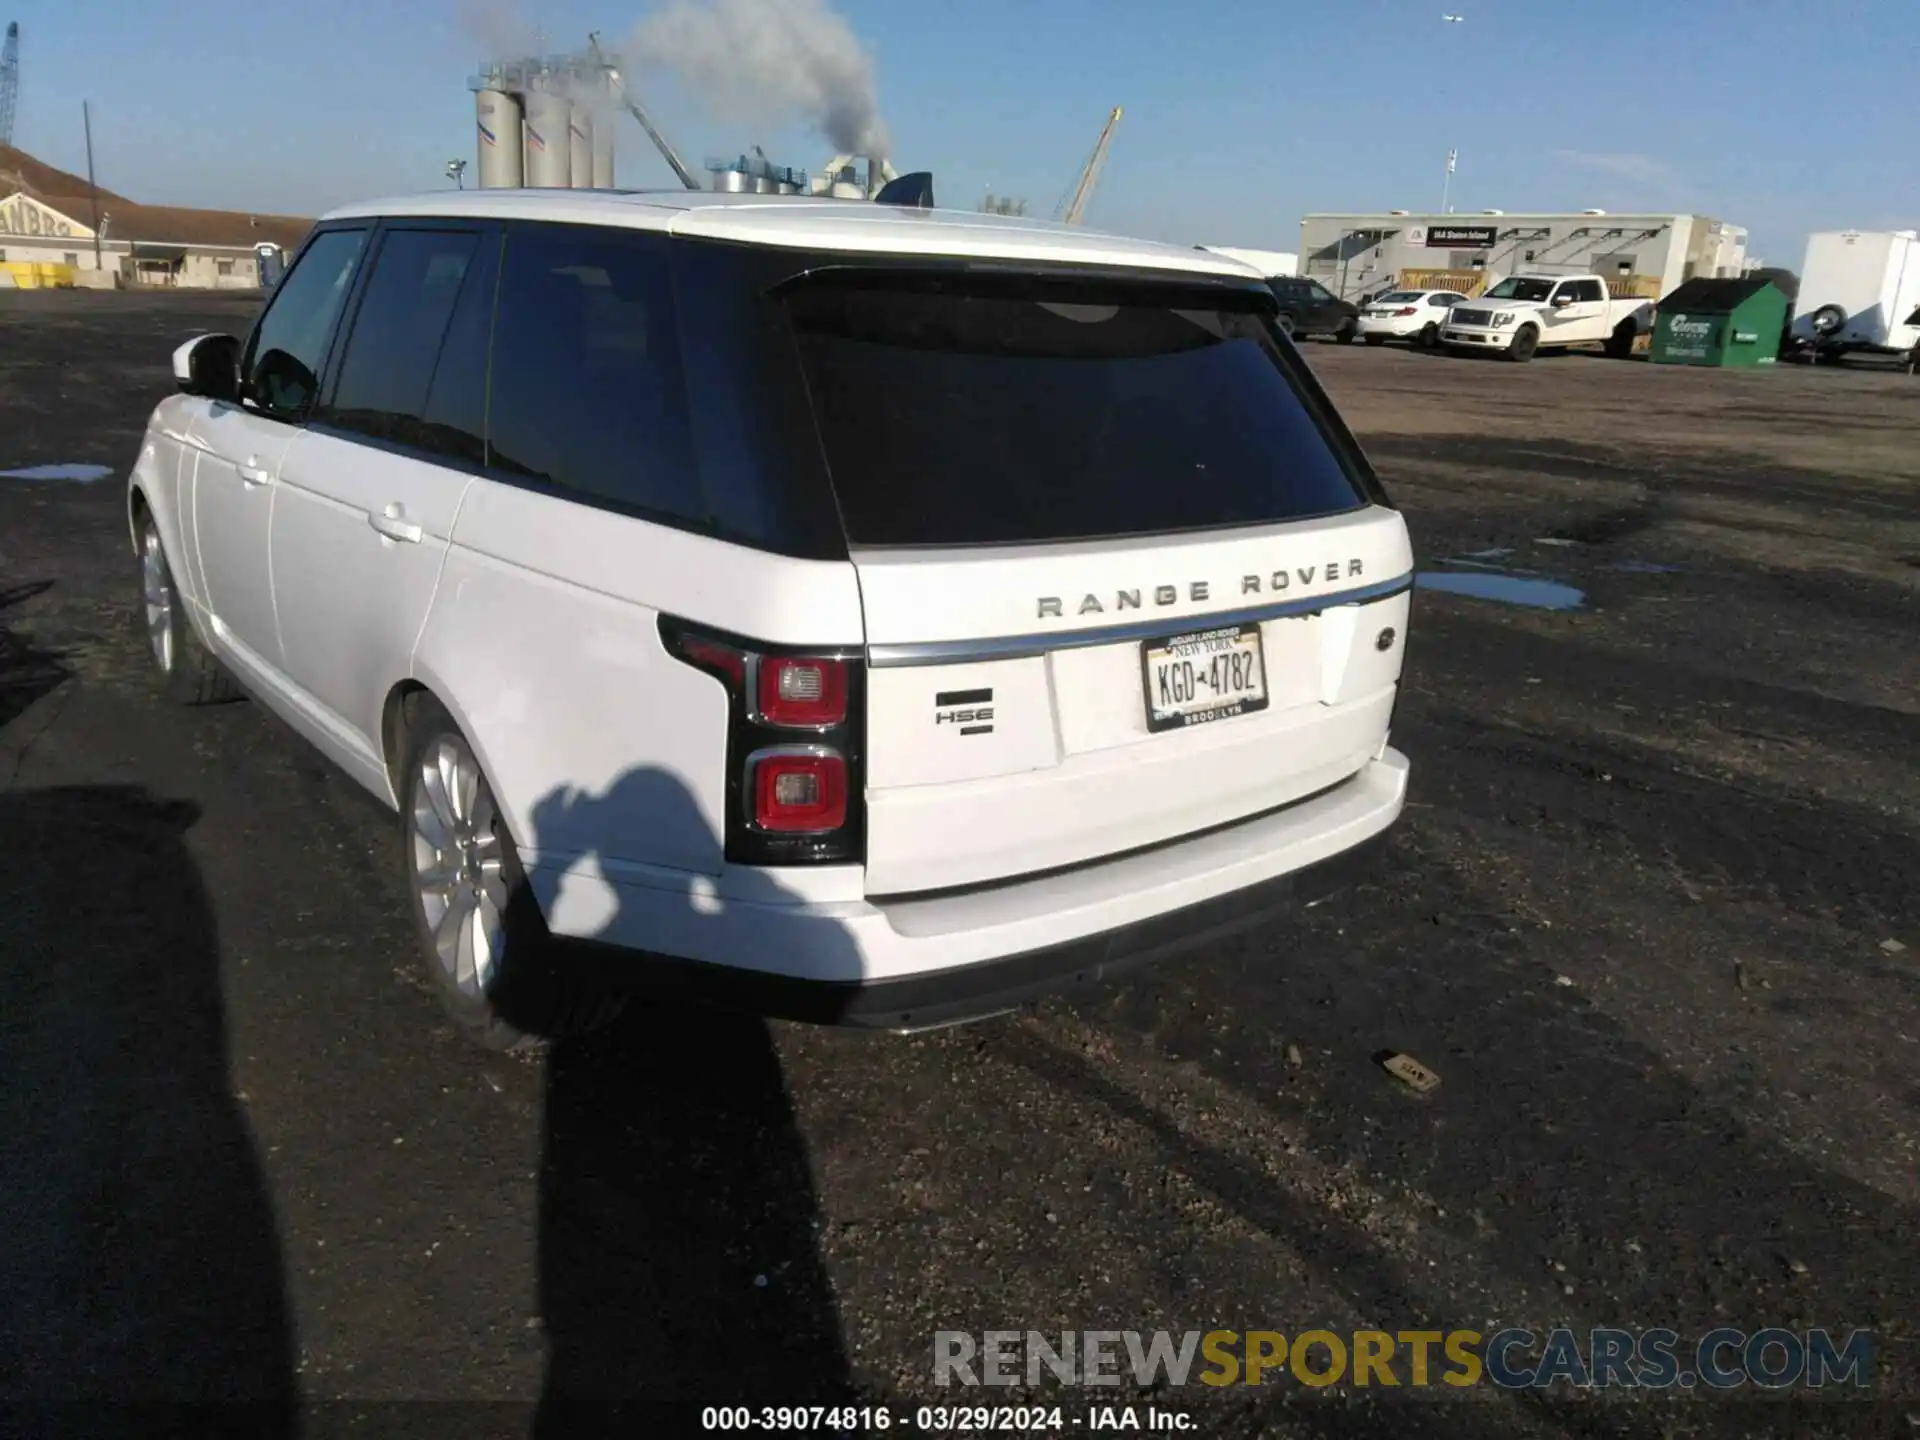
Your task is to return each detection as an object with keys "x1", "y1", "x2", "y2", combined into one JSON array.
[
  {"x1": 666, "y1": 241, "x2": 848, "y2": 560},
  {"x1": 488, "y1": 224, "x2": 700, "y2": 524},
  {"x1": 1578, "y1": 280, "x2": 1606, "y2": 302},
  {"x1": 417, "y1": 234, "x2": 499, "y2": 468},
  {"x1": 242, "y1": 228, "x2": 367, "y2": 421},
  {"x1": 324, "y1": 228, "x2": 484, "y2": 454}
]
